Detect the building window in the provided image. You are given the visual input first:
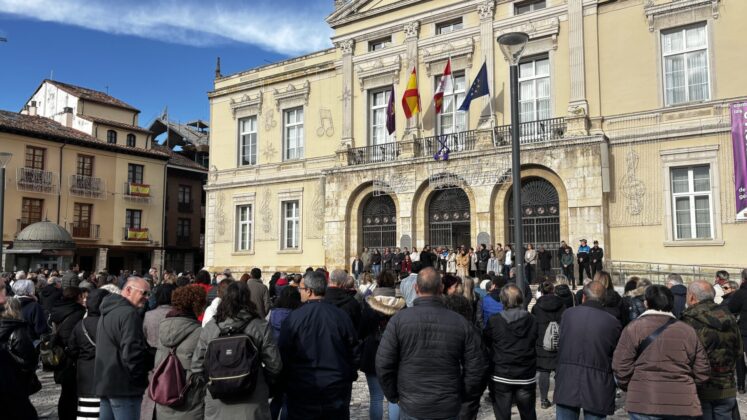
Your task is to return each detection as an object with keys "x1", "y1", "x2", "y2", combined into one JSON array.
[
  {"x1": 515, "y1": 0, "x2": 546, "y2": 15},
  {"x1": 436, "y1": 71, "x2": 467, "y2": 135},
  {"x1": 125, "y1": 209, "x2": 142, "y2": 228},
  {"x1": 127, "y1": 164, "x2": 144, "y2": 184},
  {"x1": 76, "y1": 155, "x2": 94, "y2": 177},
  {"x1": 25, "y1": 146, "x2": 45, "y2": 170},
  {"x1": 73, "y1": 203, "x2": 92, "y2": 237},
  {"x1": 107, "y1": 130, "x2": 117, "y2": 144},
  {"x1": 369, "y1": 87, "x2": 395, "y2": 145},
  {"x1": 662, "y1": 23, "x2": 709, "y2": 106},
  {"x1": 518, "y1": 56, "x2": 551, "y2": 123},
  {"x1": 281, "y1": 200, "x2": 300, "y2": 249},
  {"x1": 236, "y1": 205, "x2": 253, "y2": 251},
  {"x1": 283, "y1": 107, "x2": 304, "y2": 161},
  {"x1": 126, "y1": 134, "x2": 136, "y2": 147},
  {"x1": 177, "y1": 218, "x2": 191, "y2": 239},
  {"x1": 436, "y1": 18, "x2": 463, "y2": 35},
  {"x1": 178, "y1": 185, "x2": 192, "y2": 212},
  {"x1": 671, "y1": 165, "x2": 712, "y2": 240},
  {"x1": 21, "y1": 198, "x2": 43, "y2": 228},
  {"x1": 239, "y1": 116, "x2": 258, "y2": 166},
  {"x1": 368, "y1": 36, "x2": 391, "y2": 52}
]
